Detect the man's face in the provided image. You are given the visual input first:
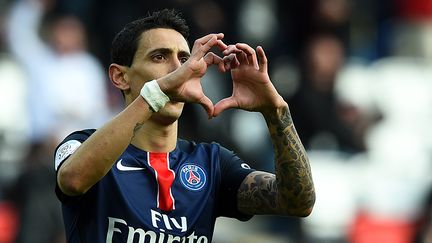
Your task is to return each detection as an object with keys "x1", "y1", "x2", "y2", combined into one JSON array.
[{"x1": 126, "y1": 28, "x2": 190, "y2": 123}]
